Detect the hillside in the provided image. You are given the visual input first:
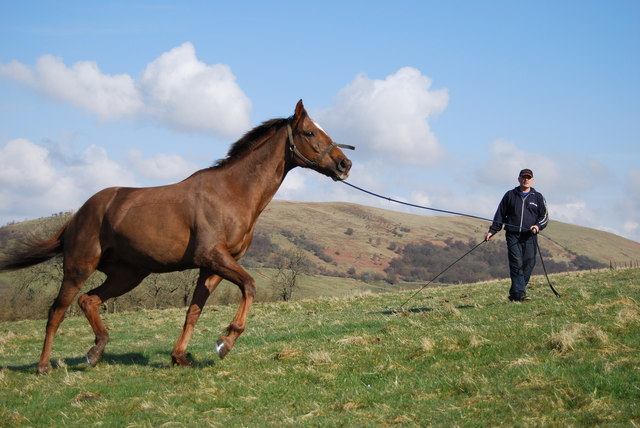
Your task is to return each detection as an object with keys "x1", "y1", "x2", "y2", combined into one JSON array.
[
  {"x1": 2, "y1": 201, "x2": 639, "y2": 321},
  {"x1": 255, "y1": 200, "x2": 639, "y2": 270},
  {"x1": 3, "y1": 201, "x2": 638, "y2": 273},
  {"x1": 1, "y1": 268, "x2": 638, "y2": 426}
]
